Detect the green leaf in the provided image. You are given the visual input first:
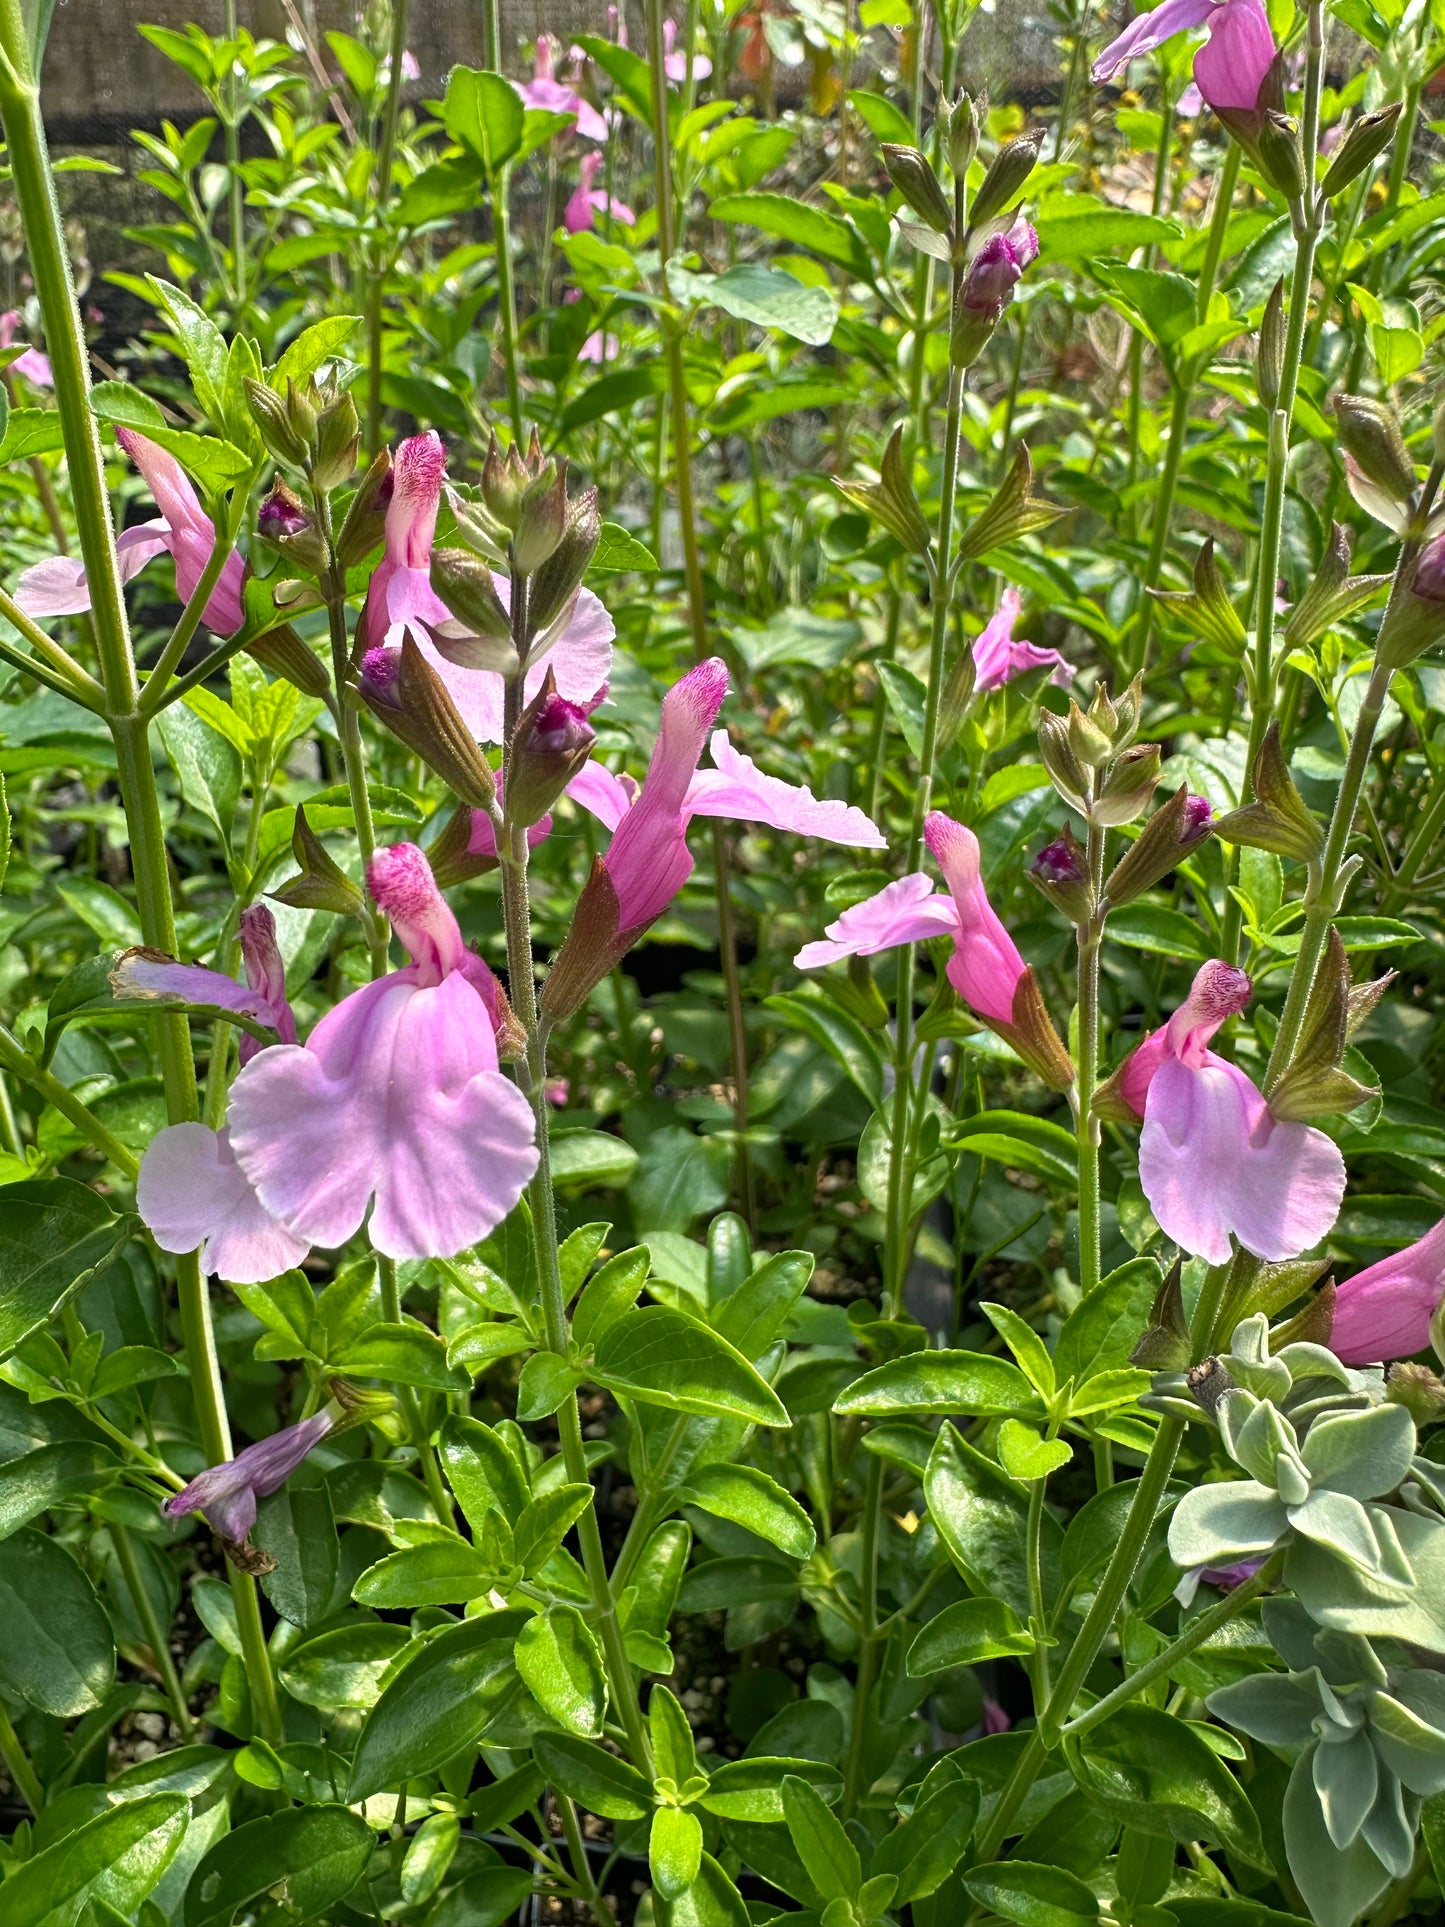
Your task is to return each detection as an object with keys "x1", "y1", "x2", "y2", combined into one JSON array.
[
  {"x1": 765, "y1": 992, "x2": 885, "y2": 1109},
  {"x1": 670, "y1": 261, "x2": 839, "y2": 345},
  {"x1": 184, "y1": 1806, "x2": 374, "y2": 1927},
  {"x1": 0, "y1": 1792, "x2": 188, "y2": 1927},
  {"x1": 252, "y1": 1482, "x2": 337, "y2": 1627},
  {"x1": 679, "y1": 1463, "x2": 816, "y2": 1560},
  {"x1": 1107, "y1": 904, "x2": 1213, "y2": 960},
  {"x1": 627, "y1": 1125, "x2": 730, "y2": 1232},
  {"x1": 332, "y1": 1320, "x2": 467, "y2": 1390},
  {"x1": 834, "y1": 1350, "x2": 1042, "y2": 1419},
  {"x1": 925, "y1": 1423, "x2": 1049, "y2": 1620},
  {"x1": 1055, "y1": 1258, "x2": 1161, "y2": 1387},
  {"x1": 572, "y1": 1245, "x2": 650, "y2": 1351},
  {"x1": 443, "y1": 66, "x2": 524, "y2": 173},
  {"x1": 982, "y1": 1299, "x2": 1057, "y2": 1395},
  {"x1": 1034, "y1": 192, "x2": 1182, "y2": 262},
  {"x1": 669, "y1": 1852, "x2": 752, "y2": 1927},
  {"x1": 709, "y1": 193, "x2": 871, "y2": 274},
  {"x1": 550, "y1": 1127, "x2": 639, "y2": 1190},
  {"x1": 278, "y1": 1621, "x2": 410, "y2": 1710},
  {"x1": 952, "y1": 1111, "x2": 1079, "y2": 1187},
  {"x1": 0, "y1": 408, "x2": 66, "y2": 461},
  {"x1": 516, "y1": 1350, "x2": 583, "y2": 1420},
  {"x1": 876, "y1": 659, "x2": 927, "y2": 758},
  {"x1": 590, "y1": 522, "x2": 658, "y2": 574},
  {"x1": 0, "y1": 1171, "x2": 135, "y2": 1356},
  {"x1": 516, "y1": 1604, "x2": 607, "y2": 1736},
  {"x1": 712, "y1": 1249, "x2": 814, "y2": 1358},
  {"x1": 963, "y1": 1860, "x2": 1101, "y2": 1927},
  {"x1": 1064, "y1": 1704, "x2": 1265, "y2": 1864},
  {"x1": 872, "y1": 1768, "x2": 980, "y2": 1902},
  {"x1": 782, "y1": 1774, "x2": 859, "y2": 1901},
  {"x1": 515, "y1": 1482, "x2": 595, "y2": 1572},
  {"x1": 352, "y1": 1540, "x2": 495, "y2": 1609},
  {"x1": 0, "y1": 1442, "x2": 111, "y2": 1539},
  {"x1": 0, "y1": 1528, "x2": 114, "y2": 1715},
  {"x1": 400, "y1": 1814, "x2": 459, "y2": 1908},
  {"x1": 997, "y1": 1419, "x2": 1073, "y2": 1481},
  {"x1": 270, "y1": 315, "x2": 361, "y2": 384},
  {"x1": 847, "y1": 87, "x2": 916, "y2": 145},
  {"x1": 593, "y1": 1307, "x2": 788, "y2": 1426},
  {"x1": 573, "y1": 35, "x2": 656, "y2": 121},
  {"x1": 532, "y1": 1730, "x2": 653, "y2": 1819},
  {"x1": 651, "y1": 1805, "x2": 705, "y2": 1902},
  {"x1": 346, "y1": 1611, "x2": 527, "y2": 1802},
  {"x1": 437, "y1": 1413, "x2": 529, "y2": 1528},
  {"x1": 156, "y1": 701, "x2": 241, "y2": 843},
  {"x1": 697, "y1": 1757, "x2": 844, "y2": 1820},
  {"x1": 906, "y1": 1597, "x2": 1036, "y2": 1674}
]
